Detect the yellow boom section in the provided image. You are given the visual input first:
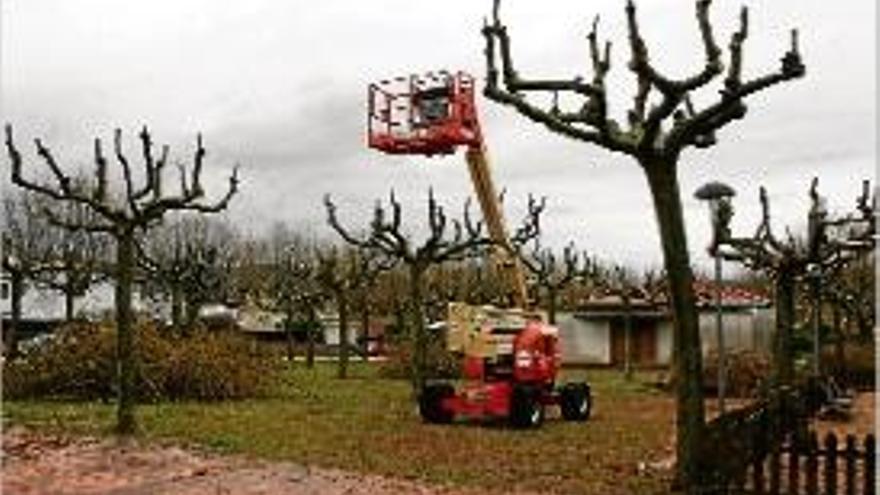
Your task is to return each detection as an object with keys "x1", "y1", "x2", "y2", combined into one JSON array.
[{"x1": 464, "y1": 143, "x2": 529, "y2": 309}]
